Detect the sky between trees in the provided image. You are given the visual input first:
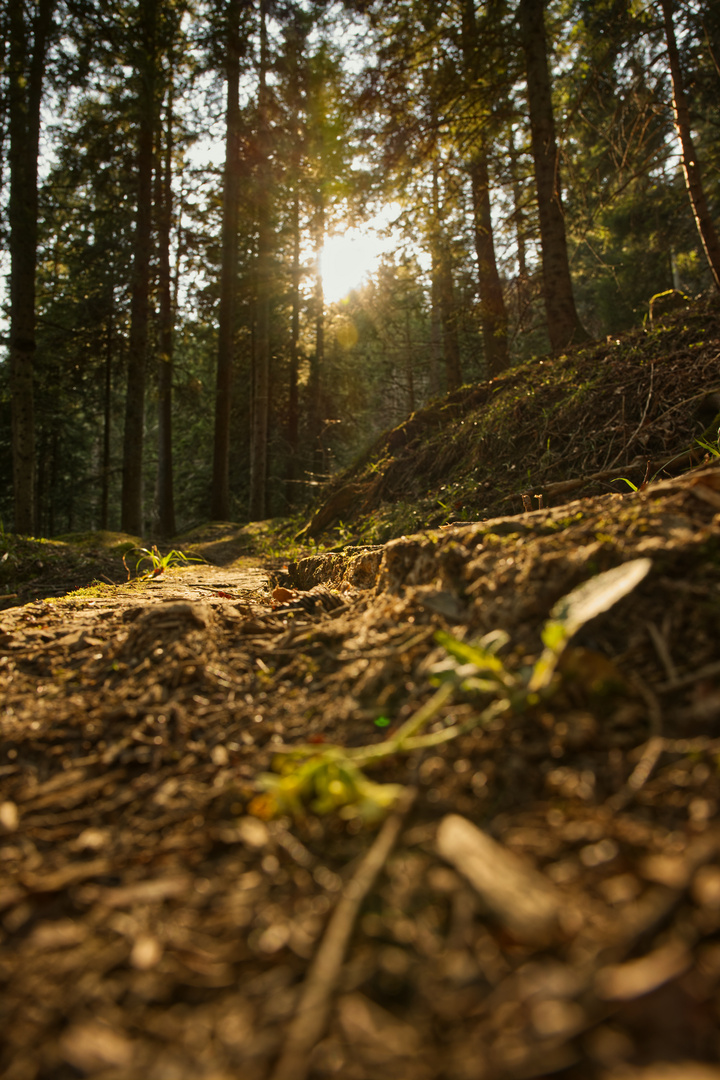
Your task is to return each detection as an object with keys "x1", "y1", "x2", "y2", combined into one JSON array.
[{"x1": 1, "y1": 0, "x2": 719, "y2": 538}]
